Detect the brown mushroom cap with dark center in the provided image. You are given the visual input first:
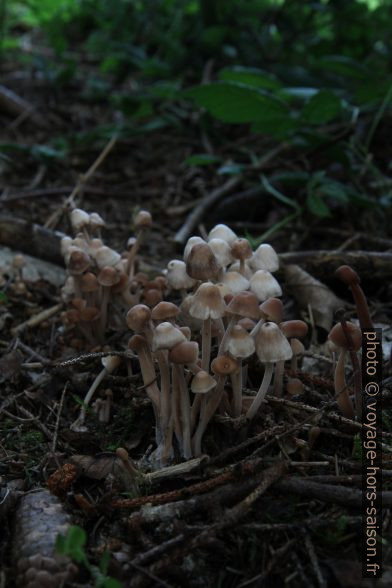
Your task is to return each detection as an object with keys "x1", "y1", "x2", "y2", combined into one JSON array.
[
  {"x1": 126, "y1": 304, "x2": 151, "y2": 332},
  {"x1": 189, "y1": 282, "x2": 226, "y2": 320},
  {"x1": 186, "y1": 243, "x2": 221, "y2": 281},
  {"x1": 254, "y1": 322, "x2": 293, "y2": 363},
  {"x1": 259, "y1": 298, "x2": 284, "y2": 324},
  {"x1": 211, "y1": 354, "x2": 239, "y2": 376},
  {"x1": 169, "y1": 341, "x2": 199, "y2": 365},
  {"x1": 231, "y1": 238, "x2": 253, "y2": 262},
  {"x1": 151, "y1": 301, "x2": 180, "y2": 322},
  {"x1": 191, "y1": 371, "x2": 217, "y2": 394},
  {"x1": 97, "y1": 266, "x2": 119, "y2": 288},
  {"x1": 226, "y1": 291, "x2": 260, "y2": 320},
  {"x1": 279, "y1": 320, "x2": 308, "y2": 339}
]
